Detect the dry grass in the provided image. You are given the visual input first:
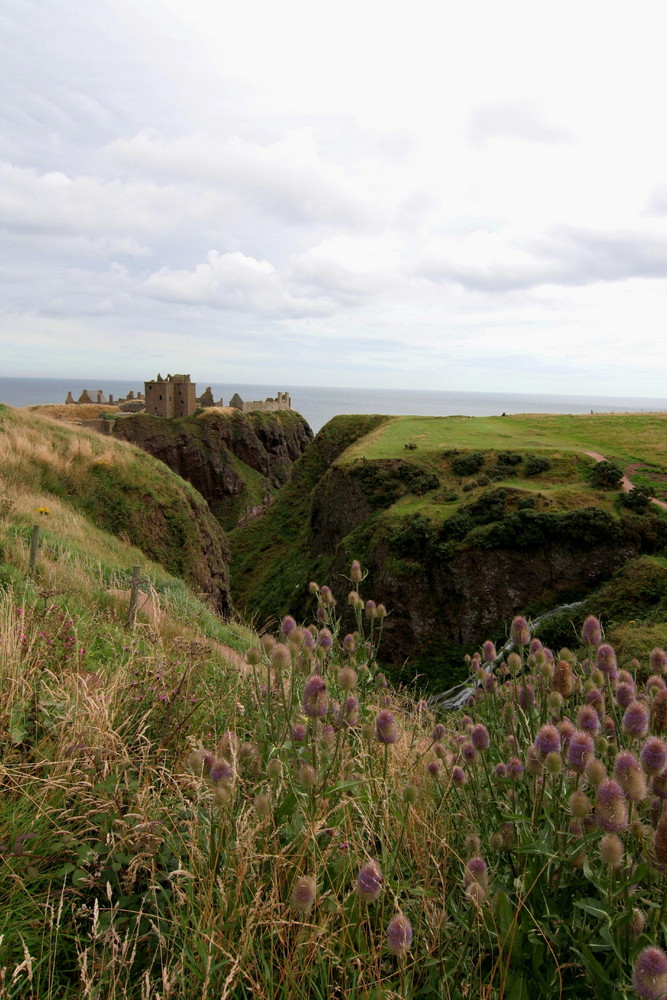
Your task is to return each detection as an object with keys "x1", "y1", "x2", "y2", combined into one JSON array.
[{"x1": 24, "y1": 404, "x2": 122, "y2": 421}]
